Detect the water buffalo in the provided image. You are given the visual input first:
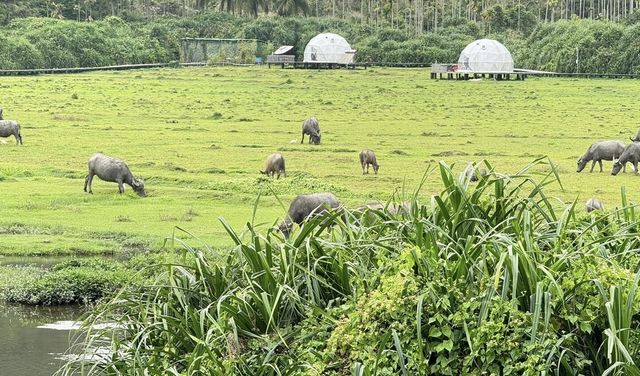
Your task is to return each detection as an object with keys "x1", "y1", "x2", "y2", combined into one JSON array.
[
  {"x1": 611, "y1": 142, "x2": 640, "y2": 175},
  {"x1": 359, "y1": 149, "x2": 380, "y2": 175},
  {"x1": 585, "y1": 198, "x2": 604, "y2": 212},
  {"x1": 84, "y1": 153, "x2": 146, "y2": 196},
  {"x1": 279, "y1": 192, "x2": 340, "y2": 239},
  {"x1": 0, "y1": 120, "x2": 22, "y2": 145},
  {"x1": 463, "y1": 163, "x2": 488, "y2": 181},
  {"x1": 261, "y1": 153, "x2": 286, "y2": 179},
  {"x1": 577, "y1": 141, "x2": 625, "y2": 173},
  {"x1": 301, "y1": 117, "x2": 321, "y2": 145}
]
